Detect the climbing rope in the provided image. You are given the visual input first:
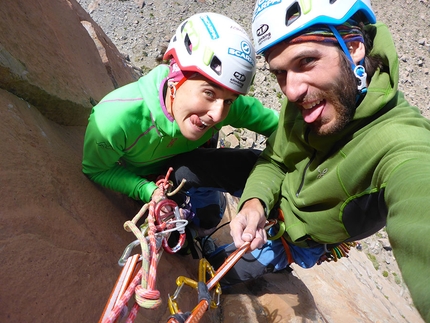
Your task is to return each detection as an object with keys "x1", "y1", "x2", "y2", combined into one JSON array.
[{"x1": 98, "y1": 167, "x2": 187, "y2": 323}]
